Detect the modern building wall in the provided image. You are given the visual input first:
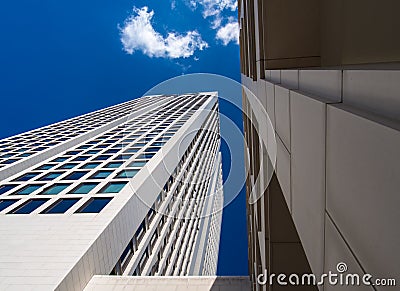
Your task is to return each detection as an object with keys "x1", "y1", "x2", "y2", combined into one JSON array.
[
  {"x1": 240, "y1": 1, "x2": 400, "y2": 290},
  {"x1": 84, "y1": 275, "x2": 251, "y2": 291},
  {"x1": 0, "y1": 93, "x2": 224, "y2": 290},
  {"x1": 239, "y1": 0, "x2": 400, "y2": 76}
]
